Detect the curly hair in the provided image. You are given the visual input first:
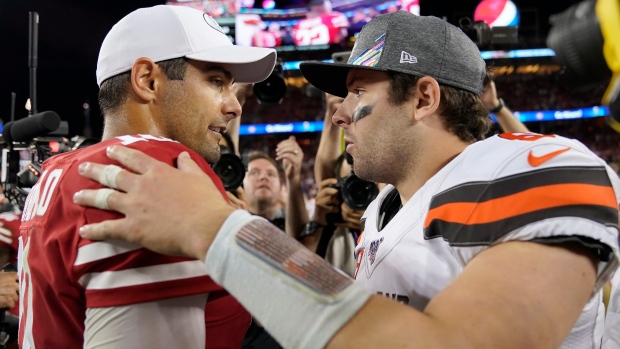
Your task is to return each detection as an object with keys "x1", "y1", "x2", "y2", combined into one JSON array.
[
  {"x1": 387, "y1": 70, "x2": 492, "y2": 143},
  {"x1": 98, "y1": 57, "x2": 189, "y2": 114}
]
